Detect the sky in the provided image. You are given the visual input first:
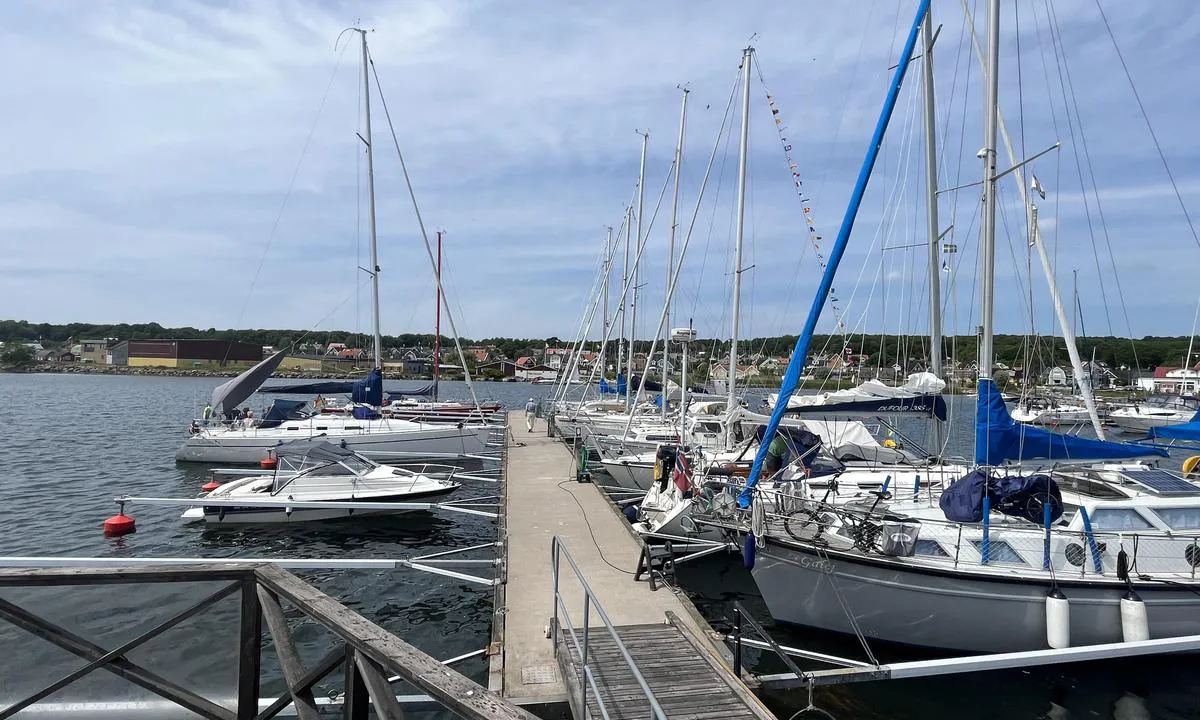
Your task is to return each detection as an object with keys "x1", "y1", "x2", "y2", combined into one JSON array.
[{"x1": 1, "y1": 0, "x2": 1198, "y2": 346}]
